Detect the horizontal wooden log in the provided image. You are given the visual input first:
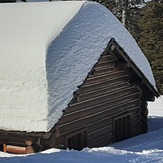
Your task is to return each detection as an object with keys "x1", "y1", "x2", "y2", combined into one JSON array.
[
  {"x1": 59, "y1": 104, "x2": 141, "y2": 135},
  {"x1": 130, "y1": 116, "x2": 142, "y2": 127},
  {"x1": 0, "y1": 140, "x2": 6, "y2": 145},
  {"x1": 78, "y1": 83, "x2": 130, "y2": 102},
  {"x1": 88, "y1": 68, "x2": 125, "y2": 80},
  {"x1": 58, "y1": 116, "x2": 112, "y2": 137},
  {"x1": 85, "y1": 70, "x2": 127, "y2": 85},
  {"x1": 90, "y1": 66, "x2": 122, "y2": 78},
  {"x1": 6, "y1": 145, "x2": 26, "y2": 154},
  {"x1": 94, "y1": 63, "x2": 114, "y2": 71},
  {"x1": 98, "y1": 55, "x2": 114, "y2": 62},
  {"x1": 93, "y1": 66, "x2": 117, "y2": 76},
  {"x1": 0, "y1": 134, "x2": 26, "y2": 145},
  {"x1": 62, "y1": 103, "x2": 141, "y2": 130},
  {"x1": 131, "y1": 114, "x2": 142, "y2": 123},
  {"x1": 88, "y1": 133, "x2": 112, "y2": 148},
  {"x1": 69, "y1": 87, "x2": 141, "y2": 113},
  {"x1": 58, "y1": 98, "x2": 141, "y2": 135},
  {"x1": 61, "y1": 95, "x2": 141, "y2": 125},
  {"x1": 95, "y1": 60, "x2": 114, "y2": 68},
  {"x1": 80, "y1": 75, "x2": 129, "y2": 94},
  {"x1": 88, "y1": 117, "x2": 112, "y2": 133},
  {"x1": 88, "y1": 125, "x2": 112, "y2": 142},
  {"x1": 131, "y1": 109, "x2": 141, "y2": 116}
]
